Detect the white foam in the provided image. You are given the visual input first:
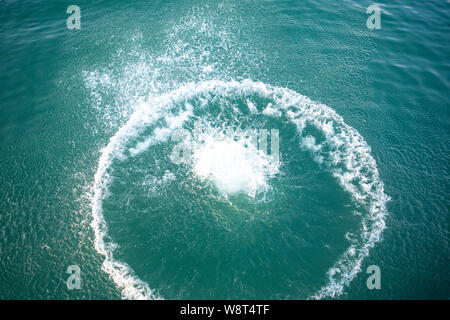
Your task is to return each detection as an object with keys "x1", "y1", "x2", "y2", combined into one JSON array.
[
  {"x1": 91, "y1": 79, "x2": 389, "y2": 300},
  {"x1": 262, "y1": 102, "x2": 282, "y2": 117},
  {"x1": 247, "y1": 99, "x2": 257, "y2": 114},
  {"x1": 192, "y1": 128, "x2": 279, "y2": 197}
]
